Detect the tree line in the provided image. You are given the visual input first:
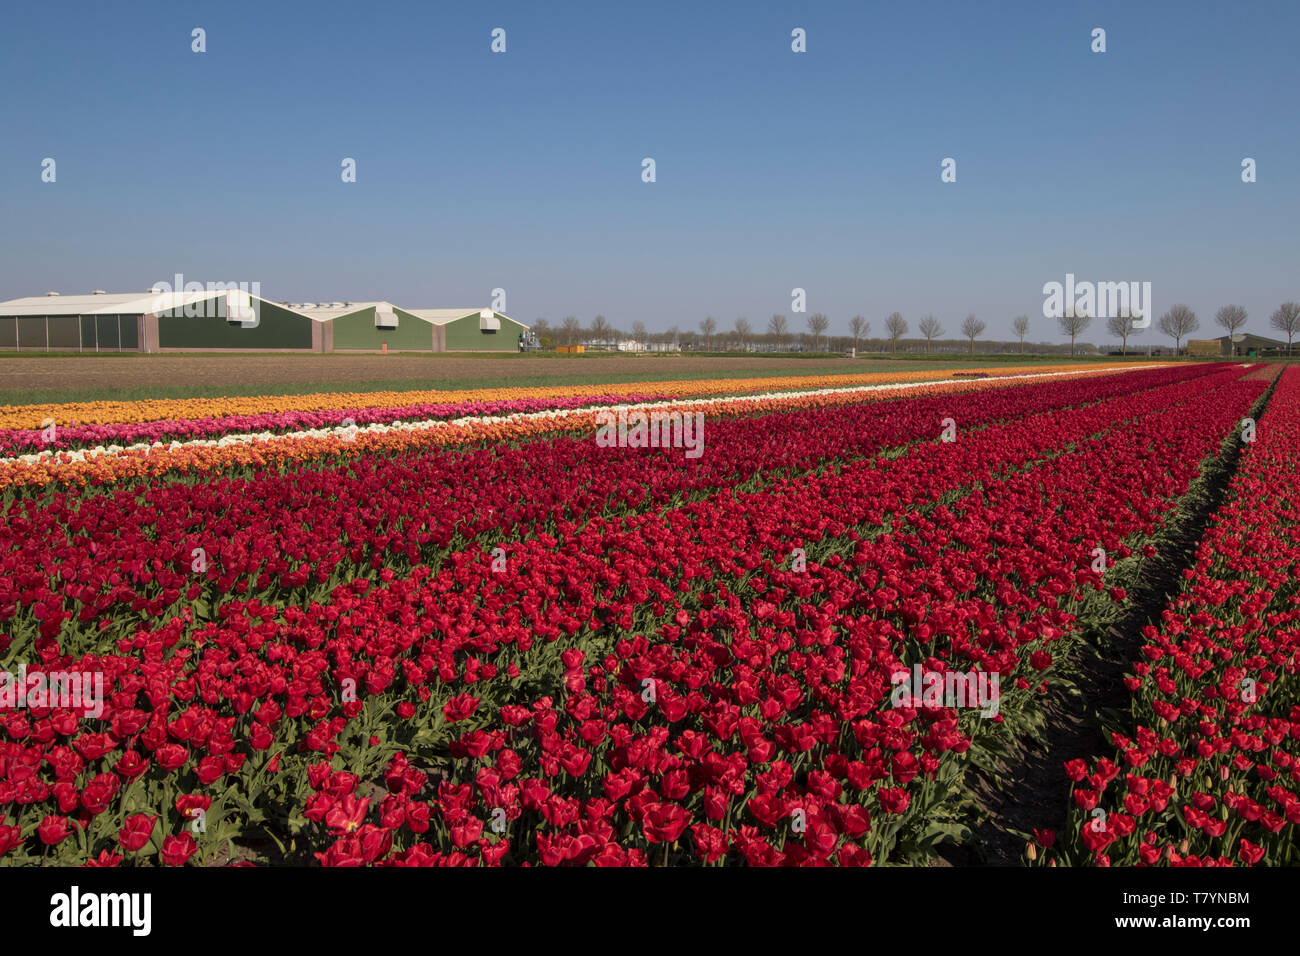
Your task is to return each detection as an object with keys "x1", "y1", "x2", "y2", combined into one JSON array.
[{"x1": 530, "y1": 303, "x2": 1300, "y2": 355}]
